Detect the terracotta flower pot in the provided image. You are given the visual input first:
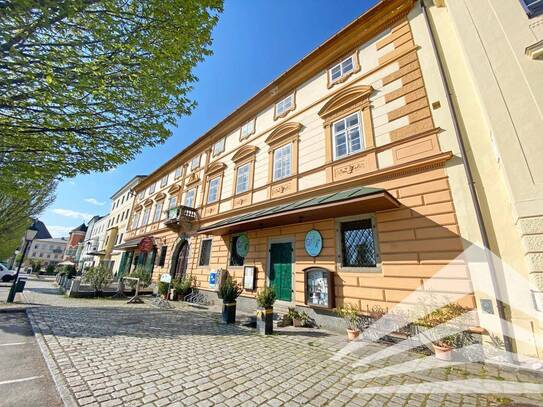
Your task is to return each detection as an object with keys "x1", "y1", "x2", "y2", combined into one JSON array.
[
  {"x1": 433, "y1": 343, "x2": 453, "y2": 361},
  {"x1": 347, "y1": 329, "x2": 360, "y2": 341},
  {"x1": 293, "y1": 318, "x2": 302, "y2": 327}
]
